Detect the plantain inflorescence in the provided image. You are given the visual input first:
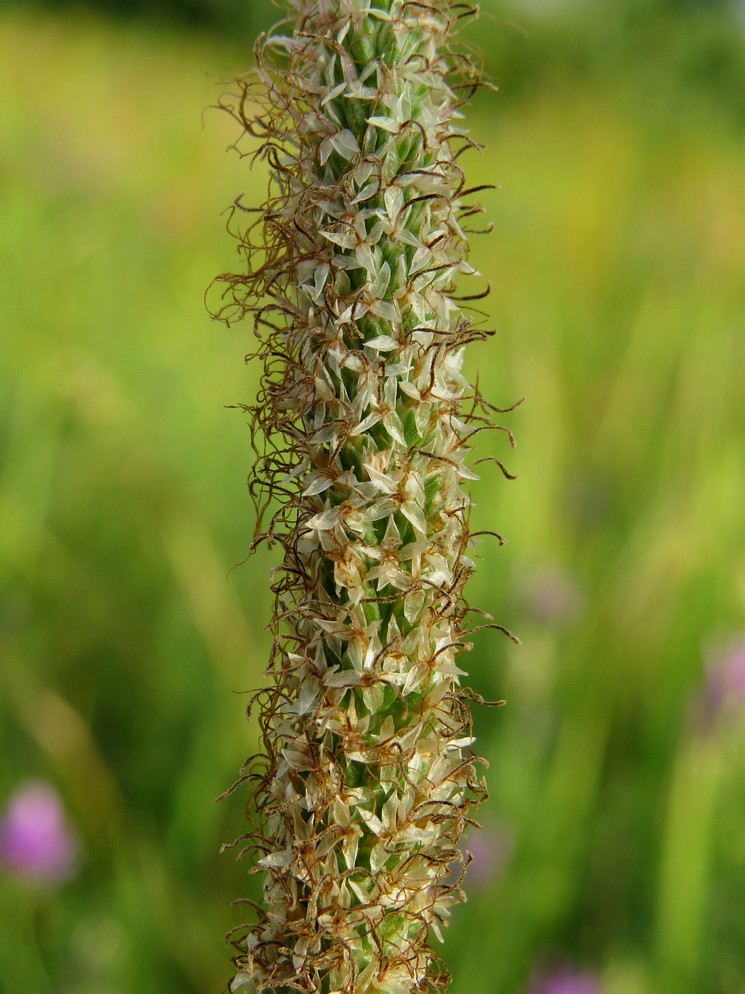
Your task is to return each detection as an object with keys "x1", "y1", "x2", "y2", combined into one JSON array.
[{"x1": 214, "y1": 2, "x2": 516, "y2": 992}]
